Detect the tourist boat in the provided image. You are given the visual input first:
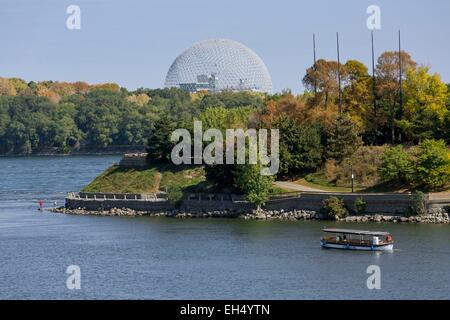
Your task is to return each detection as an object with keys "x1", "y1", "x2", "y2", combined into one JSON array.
[{"x1": 321, "y1": 229, "x2": 394, "y2": 251}]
